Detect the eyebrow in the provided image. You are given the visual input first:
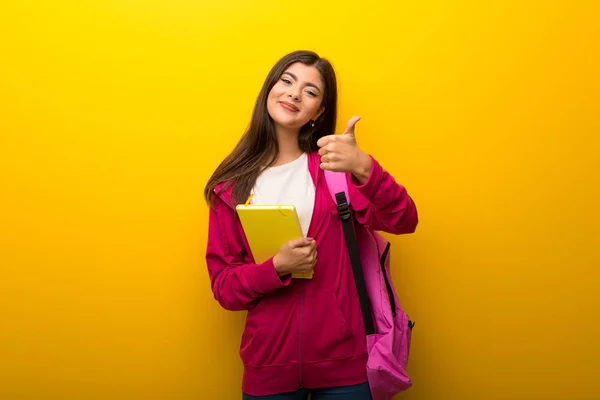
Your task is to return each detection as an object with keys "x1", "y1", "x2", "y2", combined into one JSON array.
[{"x1": 282, "y1": 71, "x2": 322, "y2": 93}]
